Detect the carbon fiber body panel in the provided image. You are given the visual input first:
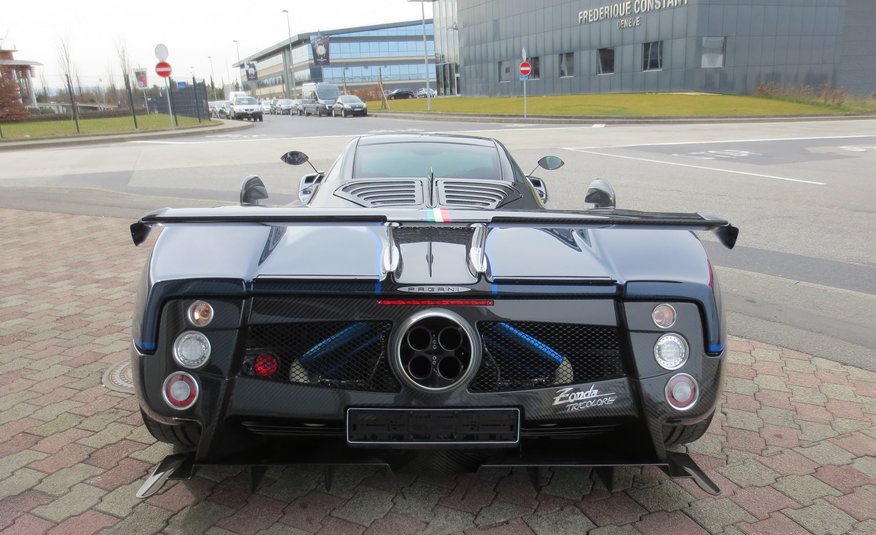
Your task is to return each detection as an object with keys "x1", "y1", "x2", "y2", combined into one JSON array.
[{"x1": 130, "y1": 134, "x2": 731, "y2": 469}]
